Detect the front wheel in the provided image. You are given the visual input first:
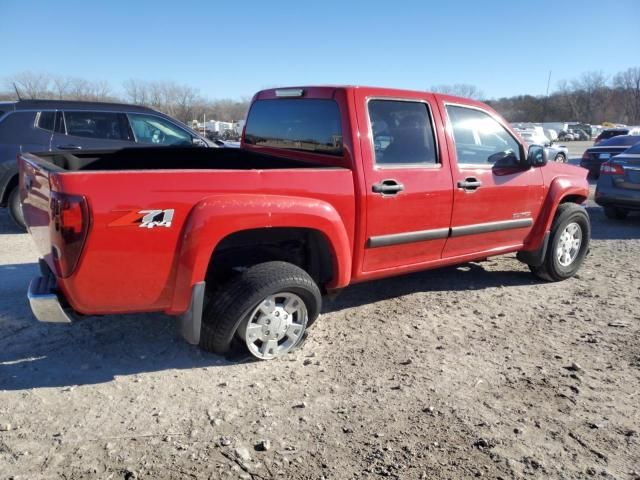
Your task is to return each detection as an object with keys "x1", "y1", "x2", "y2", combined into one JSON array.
[
  {"x1": 8, "y1": 186, "x2": 26, "y2": 230},
  {"x1": 199, "y1": 261, "x2": 321, "y2": 359},
  {"x1": 529, "y1": 203, "x2": 590, "y2": 282}
]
